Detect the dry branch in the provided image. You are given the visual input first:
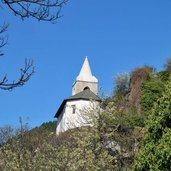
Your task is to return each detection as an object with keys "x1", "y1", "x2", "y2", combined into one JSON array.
[{"x1": 0, "y1": 59, "x2": 34, "y2": 90}]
